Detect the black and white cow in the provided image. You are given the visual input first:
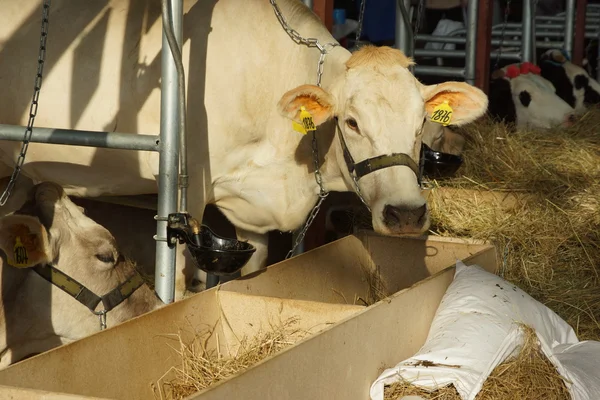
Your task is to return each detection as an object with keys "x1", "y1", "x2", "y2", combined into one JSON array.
[
  {"x1": 488, "y1": 62, "x2": 577, "y2": 129},
  {"x1": 539, "y1": 49, "x2": 600, "y2": 115}
]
